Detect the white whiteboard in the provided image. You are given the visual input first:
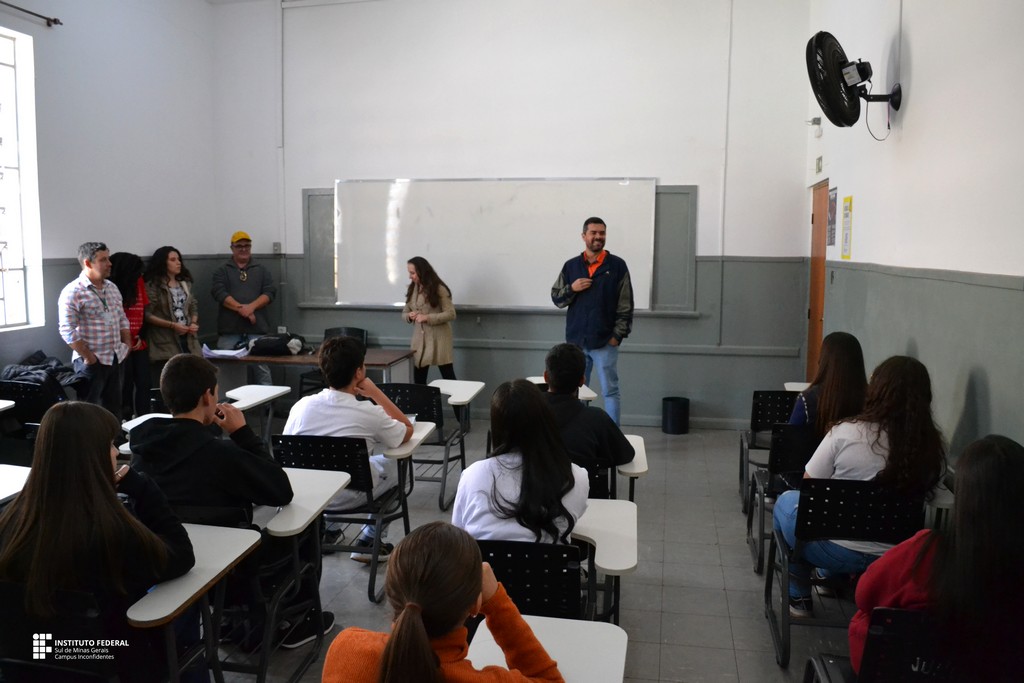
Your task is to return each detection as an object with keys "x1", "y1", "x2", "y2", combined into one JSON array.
[{"x1": 332, "y1": 178, "x2": 655, "y2": 309}]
